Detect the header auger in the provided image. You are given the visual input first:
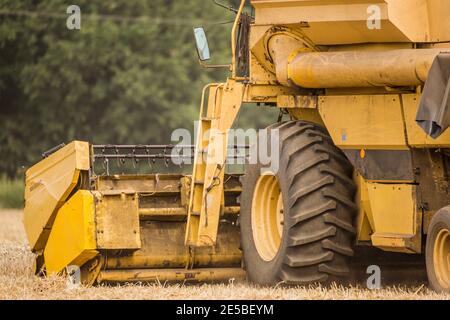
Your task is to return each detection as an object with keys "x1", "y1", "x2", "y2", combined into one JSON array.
[{"x1": 24, "y1": 0, "x2": 449, "y2": 292}]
